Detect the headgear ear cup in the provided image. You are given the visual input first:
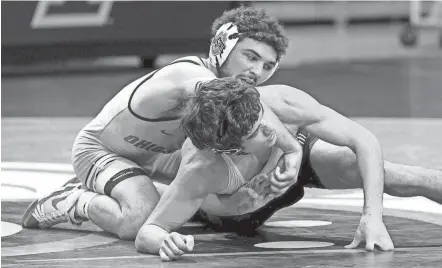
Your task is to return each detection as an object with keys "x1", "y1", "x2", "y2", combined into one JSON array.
[{"x1": 209, "y1": 23, "x2": 240, "y2": 68}]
